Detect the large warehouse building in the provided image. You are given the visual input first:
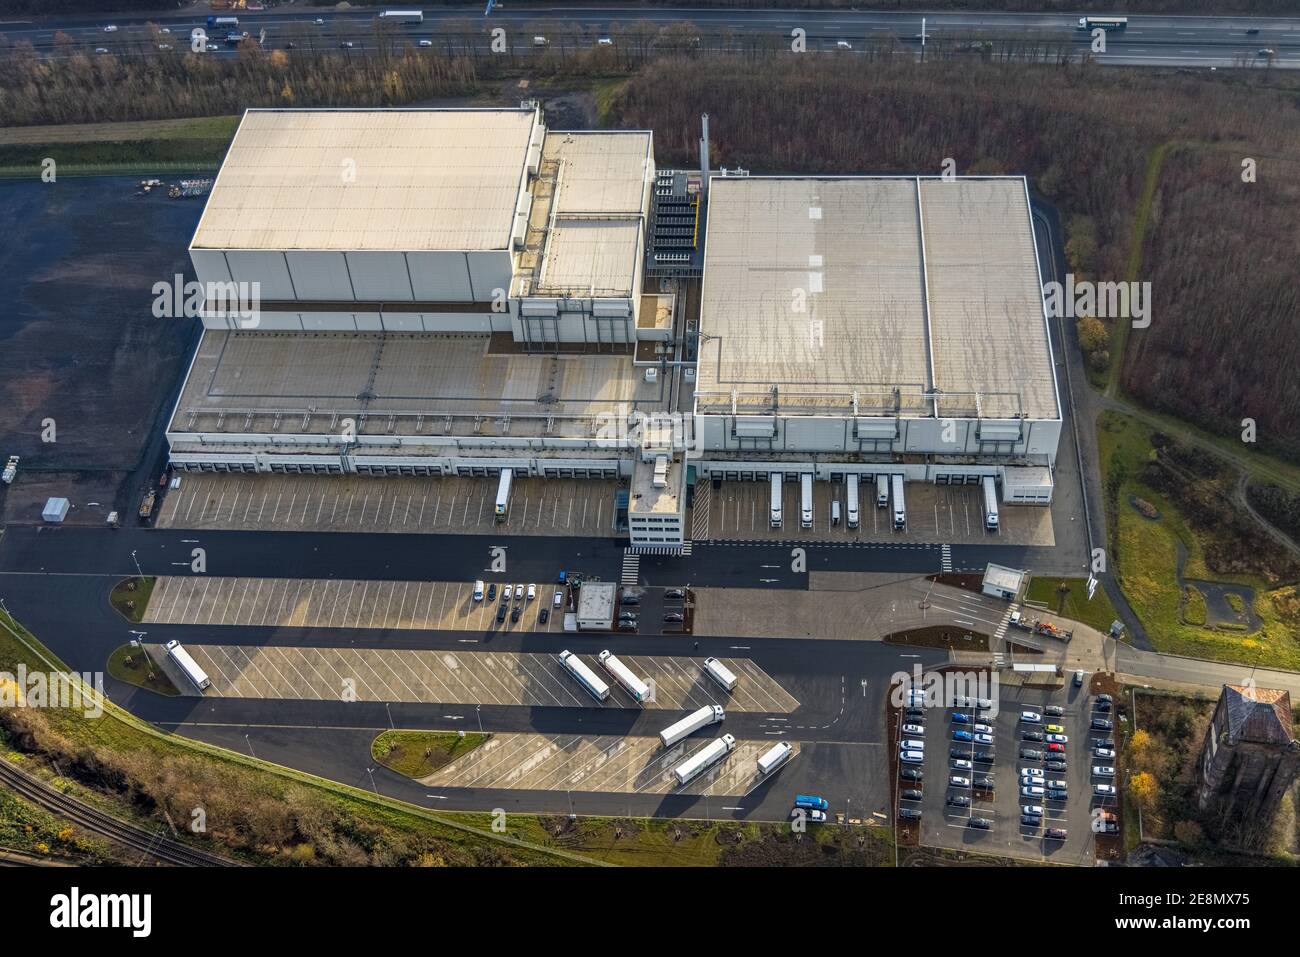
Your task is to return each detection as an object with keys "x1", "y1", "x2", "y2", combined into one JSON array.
[{"x1": 165, "y1": 108, "x2": 1060, "y2": 547}]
